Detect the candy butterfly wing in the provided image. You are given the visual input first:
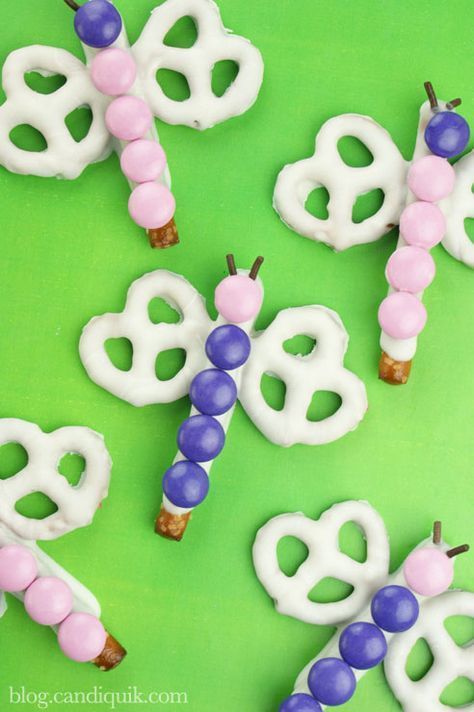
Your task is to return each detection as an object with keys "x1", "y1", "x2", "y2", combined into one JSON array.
[
  {"x1": 0, "y1": 45, "x2": 110, "y2": 179},
  {"x1": 240, "y1": 305, "x2": 368, "y2": 446},
  {"x1": 79, "y1": 270, "x2": 212, "y2": 407},
  {"x1": 440, "y1": 150, "x2": 474, "y2": 268},
  {"x1": 132, "y1": 0, "x2": 264, "y2": 130},
  {"x1": 274, "y1": 114, "x2": 409, "y2": 250},
  {"x1": 253, "y1": 500, "x2": 390, "y2": 625},
  {"x1": 385, "y1": 590, "x2": 474, "y2": 712}
]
